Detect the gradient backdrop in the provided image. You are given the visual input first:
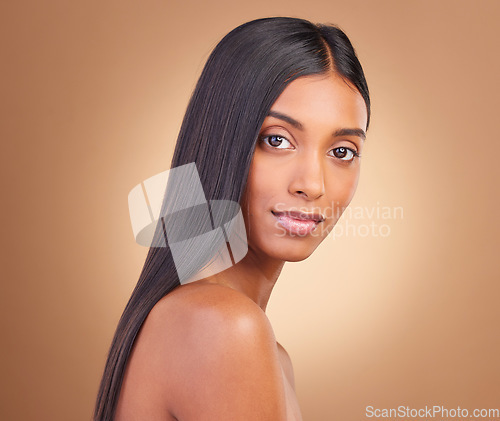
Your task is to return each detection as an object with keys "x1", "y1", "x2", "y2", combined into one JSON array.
[{"x1": 1, "y1": 1, "x2": 499, "y2": 420}]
